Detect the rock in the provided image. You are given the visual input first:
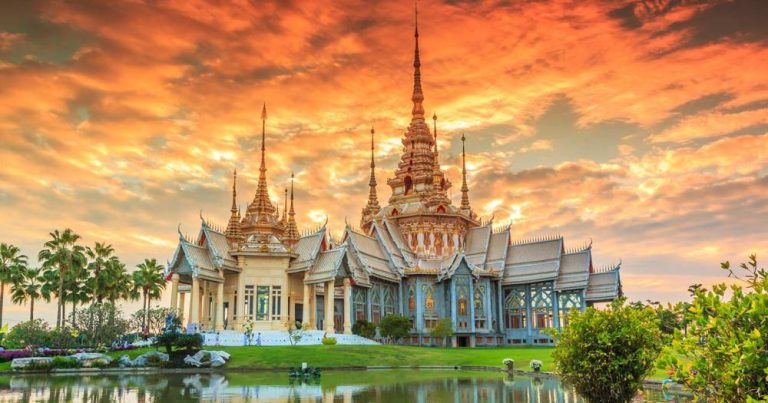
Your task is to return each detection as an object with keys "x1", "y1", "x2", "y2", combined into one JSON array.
[
  {"x1": 118, "y1": 355, "x2": 133, "y2": 368},
  {"x1": 11, "y1": 357, "x2": 53, "y2": 370},
  {"x1": 183, "y1": 350, "x2": 230, "y2": 368},
  {"x1": 135, "y1": 351, "x2": 169, "y2": 367},
  {"x1": 69, "y1": 353, "x2": 113, "y2": 368}
]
